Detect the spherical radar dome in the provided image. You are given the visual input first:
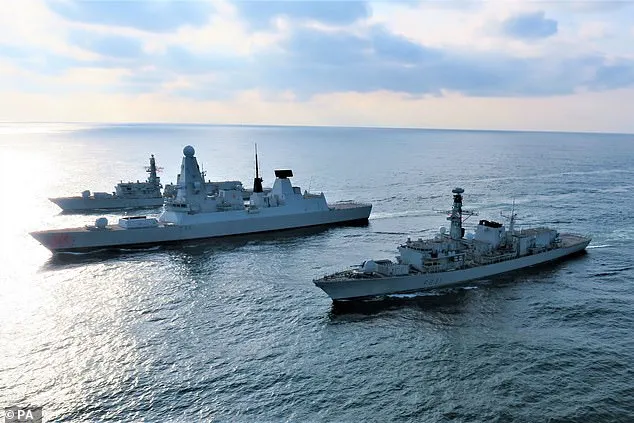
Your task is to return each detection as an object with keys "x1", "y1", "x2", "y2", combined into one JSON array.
[{"x1": 183, "y1": 145, "x2": 195, "y2": 157}]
